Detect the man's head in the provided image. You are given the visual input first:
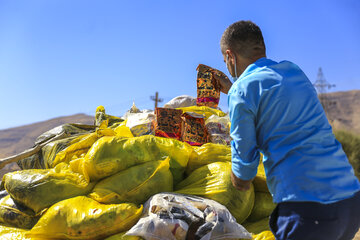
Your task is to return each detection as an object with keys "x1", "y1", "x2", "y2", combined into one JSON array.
[{"x1": 221, "y1": 20, "x2": 266, "y2": 78}]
